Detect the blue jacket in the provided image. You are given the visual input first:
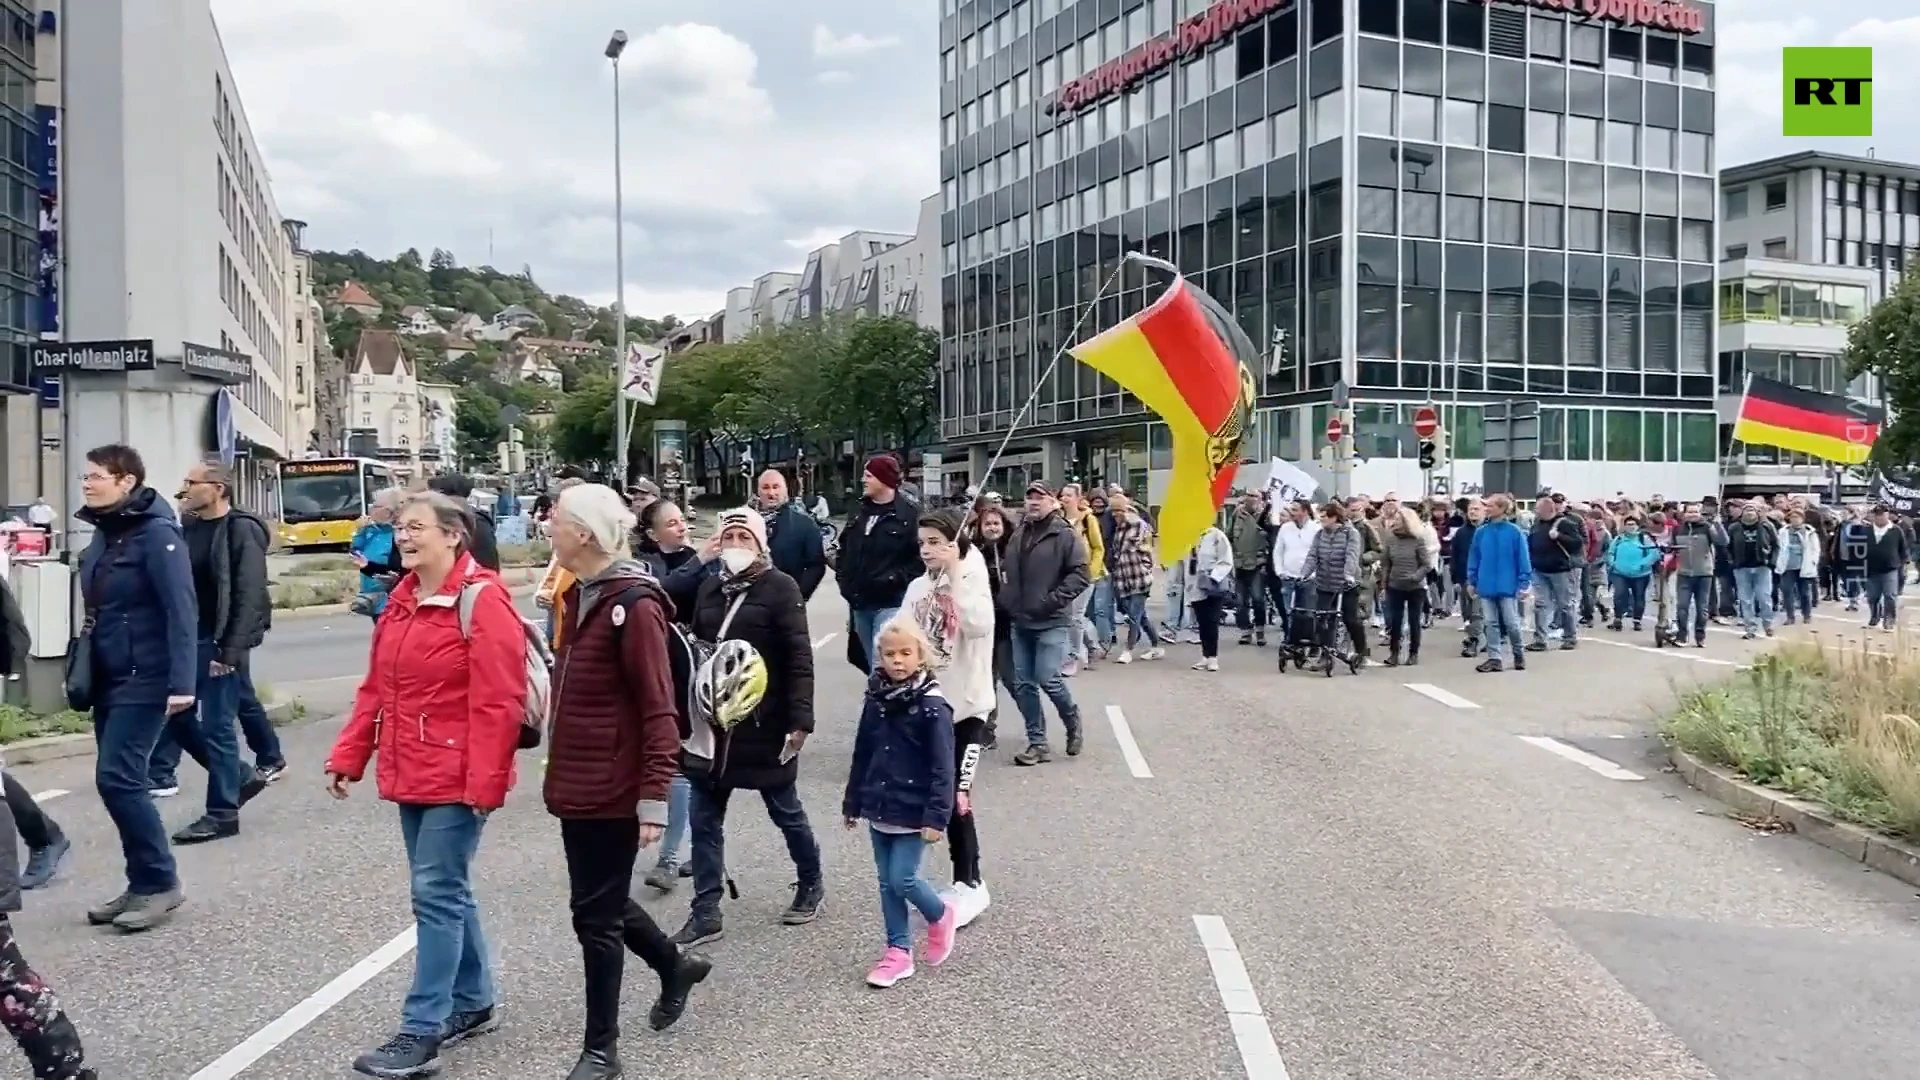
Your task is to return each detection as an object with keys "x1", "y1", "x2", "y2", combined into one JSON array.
[
  {"x1": 76, "y1": 487, "x2": 198, "y2": 707},
  {"x1": 1467, "y1": 519, "x2": 1532, "y2": 600},
  {"x1": 351, "y1": 521, "x2": 397, "y2": 616},
  {"x1": 841, "y1": 673, "x2": 955, "y2": 832},
  {"x1": 1605, "y1": 533, "x2": 1661, "y2": 579},
  {"x1": 765, "y1": 501, "x2": 827, "y2": 600}
]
